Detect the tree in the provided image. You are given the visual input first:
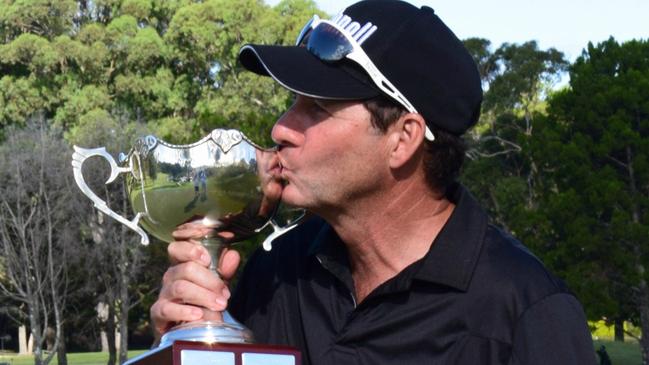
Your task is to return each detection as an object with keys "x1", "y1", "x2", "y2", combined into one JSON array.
[
  {"x1": 461, "y1": 39, "x2": 568, "y2": 233},
  {"x1": 0, "y1": 0, "x2": 322, "y2": 144},
  {"x1": 68, "y1": 111, "x2": 156, "y2": 365},
  {"x1": 538, "y1": 38, "x2": 649, "y2": 363},
  {"x1": 0, "y1": 118, "x2": 80, "y2": 365},
  {"x1": 0, "y1": 0, "x2": 328, "y2": 357},
  {"x1": 172, "y1": 0, "x2": 323, "y2": 145}
]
